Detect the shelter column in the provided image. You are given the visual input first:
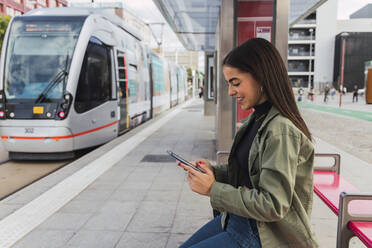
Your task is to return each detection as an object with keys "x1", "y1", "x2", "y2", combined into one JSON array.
[{"x1": 215, "y1": 0, "x2": 235, "y2": 151}]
